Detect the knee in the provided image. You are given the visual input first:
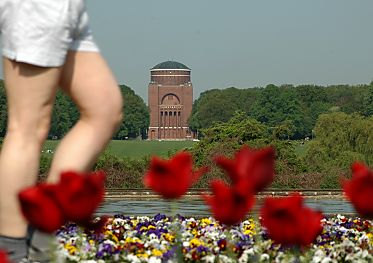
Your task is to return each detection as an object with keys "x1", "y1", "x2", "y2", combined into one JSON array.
[
  {"x1": 84, "y1": 93, "x2": 123, "y2": 135},
  {"x1": 105, "y1": 93, "x2": 123, "y2": 132},
  {"x1": 6, "y1": 117, "x2": 50, "y2": 145}
]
